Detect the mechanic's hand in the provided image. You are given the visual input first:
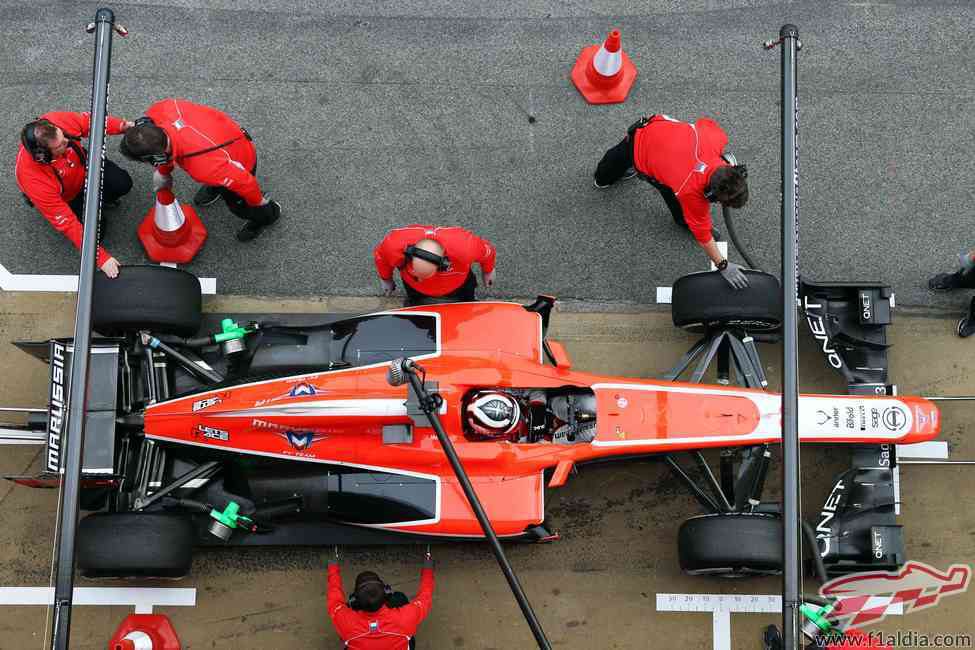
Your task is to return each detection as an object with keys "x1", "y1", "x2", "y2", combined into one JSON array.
[
  {"x1": 100, "y1": 257, "x2": 121, "y2": 279},
  {"x1": 152, "y1": 170, "x2": 173, "y2": 192},
  {"x1": 720, "y1": 261, "x2": 749, "y2": 290},
  {"x1": 482, "y1": 269, "x2": 496, "y2": 288},
  {"x1": 380, "y1": 278, "x2": 396, "y2": 296},
  {"x1": 120, "y1": 120, "x2": 135, "y2": 132}
]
